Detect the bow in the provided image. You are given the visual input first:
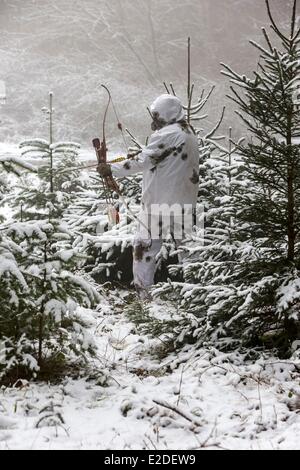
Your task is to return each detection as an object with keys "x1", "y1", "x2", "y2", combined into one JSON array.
[
  {"x1": 92, "y1": 85, "x2": 122, "y2": 225},
  {"x1": 93, "y1": 85, "x2": 120, "y2": 189},
  {"x1": 92, "y1": 85, "x2": 151, "y2": 237}
]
